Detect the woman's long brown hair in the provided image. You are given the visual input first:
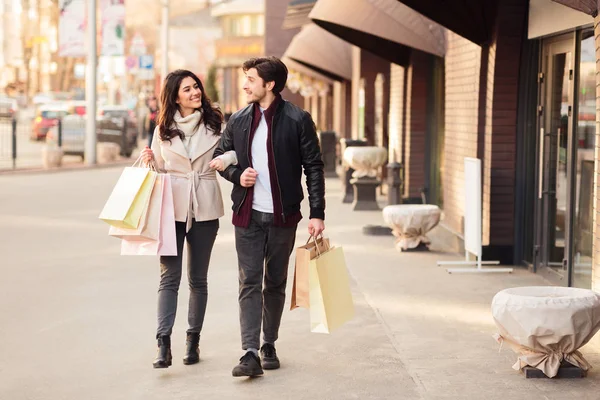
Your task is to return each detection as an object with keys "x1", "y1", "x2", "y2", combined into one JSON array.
[{"x1": 157, "y1": 69, "x2": 223, "y2": 142}]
